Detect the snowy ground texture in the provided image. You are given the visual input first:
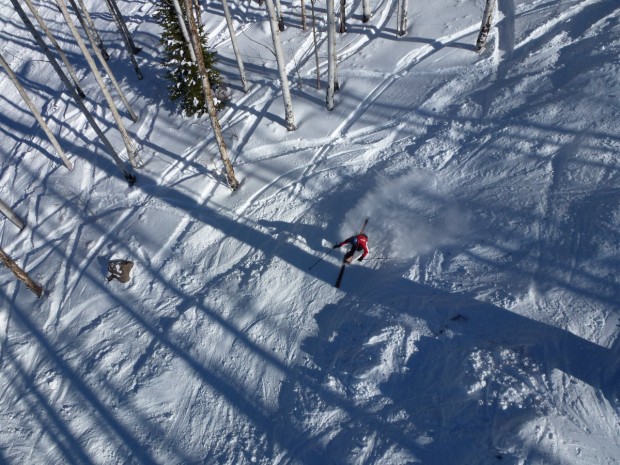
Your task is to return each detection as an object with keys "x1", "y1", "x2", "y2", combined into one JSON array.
[{"x1": 0, "y1": 0, "x2": 619, "y2": 463}]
